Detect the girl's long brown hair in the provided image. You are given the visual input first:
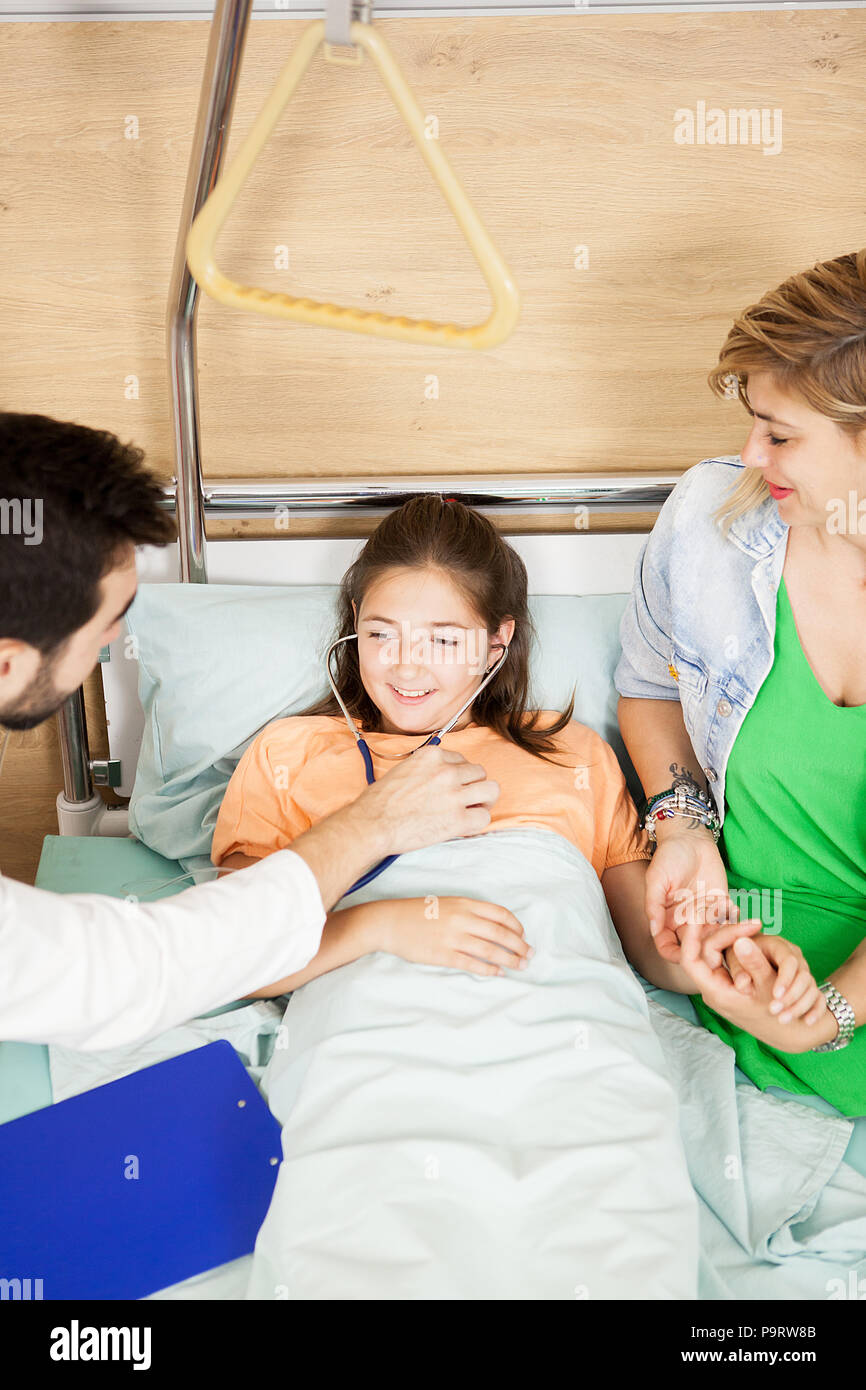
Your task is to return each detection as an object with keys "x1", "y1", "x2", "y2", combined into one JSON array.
[{"x1": 302, "y1": 494, "x2": 575, "y2": 763}]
